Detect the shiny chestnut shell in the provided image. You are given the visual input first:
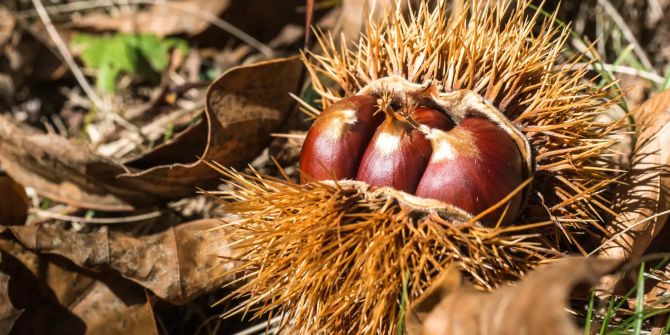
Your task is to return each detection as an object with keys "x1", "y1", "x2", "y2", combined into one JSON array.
[
  {"x1": 299, "y1": 95, "x2": 382, "y2": 182},
  {"x1": 299, "y1": 95, "x2": 526, "y2": 225}
]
